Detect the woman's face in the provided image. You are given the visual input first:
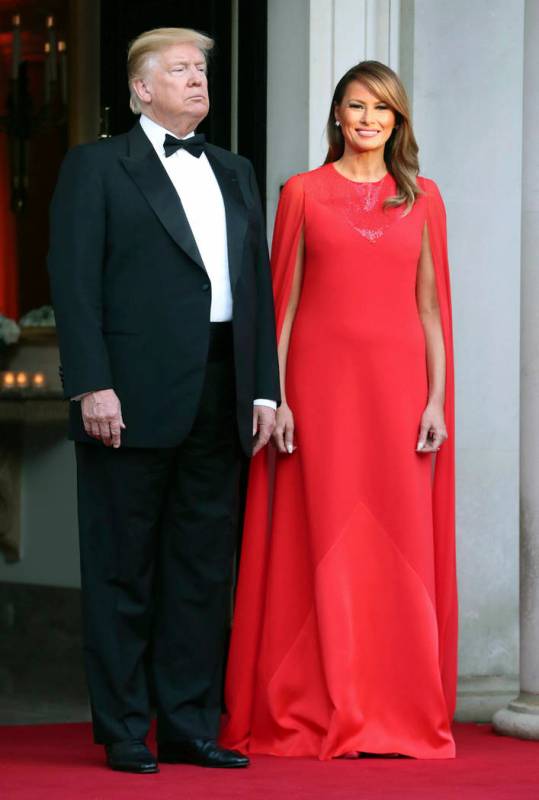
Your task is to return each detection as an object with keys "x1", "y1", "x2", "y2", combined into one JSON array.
[{"x1": 334, "y1": 80, "x2": 397, "y2": 155}]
